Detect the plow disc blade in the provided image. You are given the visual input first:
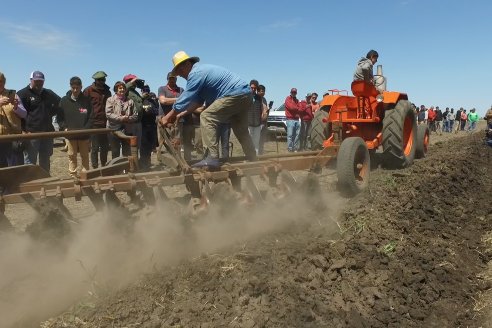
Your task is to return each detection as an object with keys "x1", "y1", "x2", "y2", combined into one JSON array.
[{"x1": 24, "y1": 198, "x2": 75, "y2": 240}]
